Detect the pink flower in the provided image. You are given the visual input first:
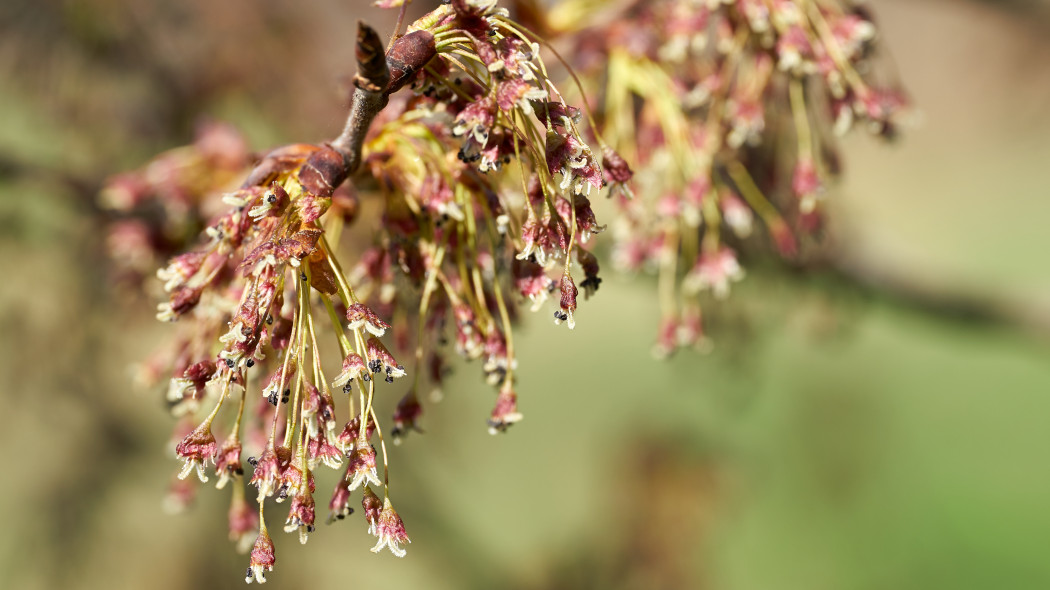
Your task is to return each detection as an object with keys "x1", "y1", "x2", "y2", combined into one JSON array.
[
  {"x1": 366, "y1": 337, "x2": 406, "y2": 383},
  {"x1": 361, "y1": 486, "x2": 383, "y2": 535},
  {"x1": 792, "y1": 157, "x2": 821, "y2": 213},
  {"x1": 244, "y1": 529, "x2": 275, "y2": 584},
  {"x1": 488, "y1": 387, "x2": 524, "y2": 434},
  {"x1": 300, "y1": 383, "x2": 336, "y2": 439},
  {"x1": 283, "y1": 488, "x2": 317, "y2": 544},
  {"x1": 332, "y1": 352, "x2": 369, "y2": 392},
  {"x1": 175, "y1": 422, "x2": 217, "y2": 483},
  {"x1": 554, "y1": 272, "x2": 578, "y2": 329},
  {"x1": 248, "y1": 444, "x2": 292, "y2": 500},
  {"x1": 326, "y1": 465, "x2": 354, "y2": 524},
  {"x1": 685, "y1": 247, "x2": 744, "y2": 299},
  {"x1": 228, "y1": 490, "x2": 258, "y2": 554},
  {"x1": 370, "y1": 497, "x2": 410, "y2": 557},
  {"x1": 345, "y1": 303, "x2": 391, "y2": 337},
  {"x1": 335, "y1": 416, "x2": 376, "y2": 454},
  {"x1": 346, "y1": 436, "x2": 381, "y2": 491},
  {"x1": 391, "y1": 390, "x2": 423, "y2": 443},
  {"x1": 214, "y1": 435, "x2": 243, "y2": 489}
]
